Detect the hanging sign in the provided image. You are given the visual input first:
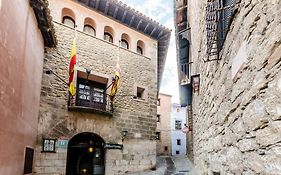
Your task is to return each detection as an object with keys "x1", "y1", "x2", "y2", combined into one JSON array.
[{"x1": 104, "y1": 143, "x2": 123, "y2": 150}]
